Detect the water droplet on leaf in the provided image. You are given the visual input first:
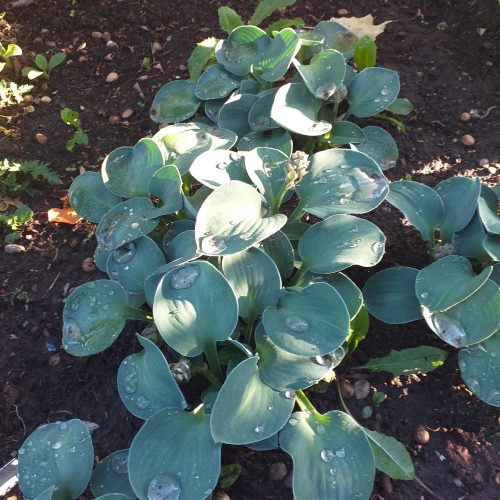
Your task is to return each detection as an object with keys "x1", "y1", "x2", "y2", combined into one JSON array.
[
  {"x1": 170, "y1": 265, "x2": 200, "y2": 289},
  {"x1": 111, "y1": 452, "x2": 129, "y2": 474},
  {"x1": 147, "y1": 474, "x2": 181, "y2": 500},
  {"x1": 284, "y1": 315, "x2": 309, "y2": 332},
  {"x1": 321, "y1": 449, "x2": 334, "y2": 462}
]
